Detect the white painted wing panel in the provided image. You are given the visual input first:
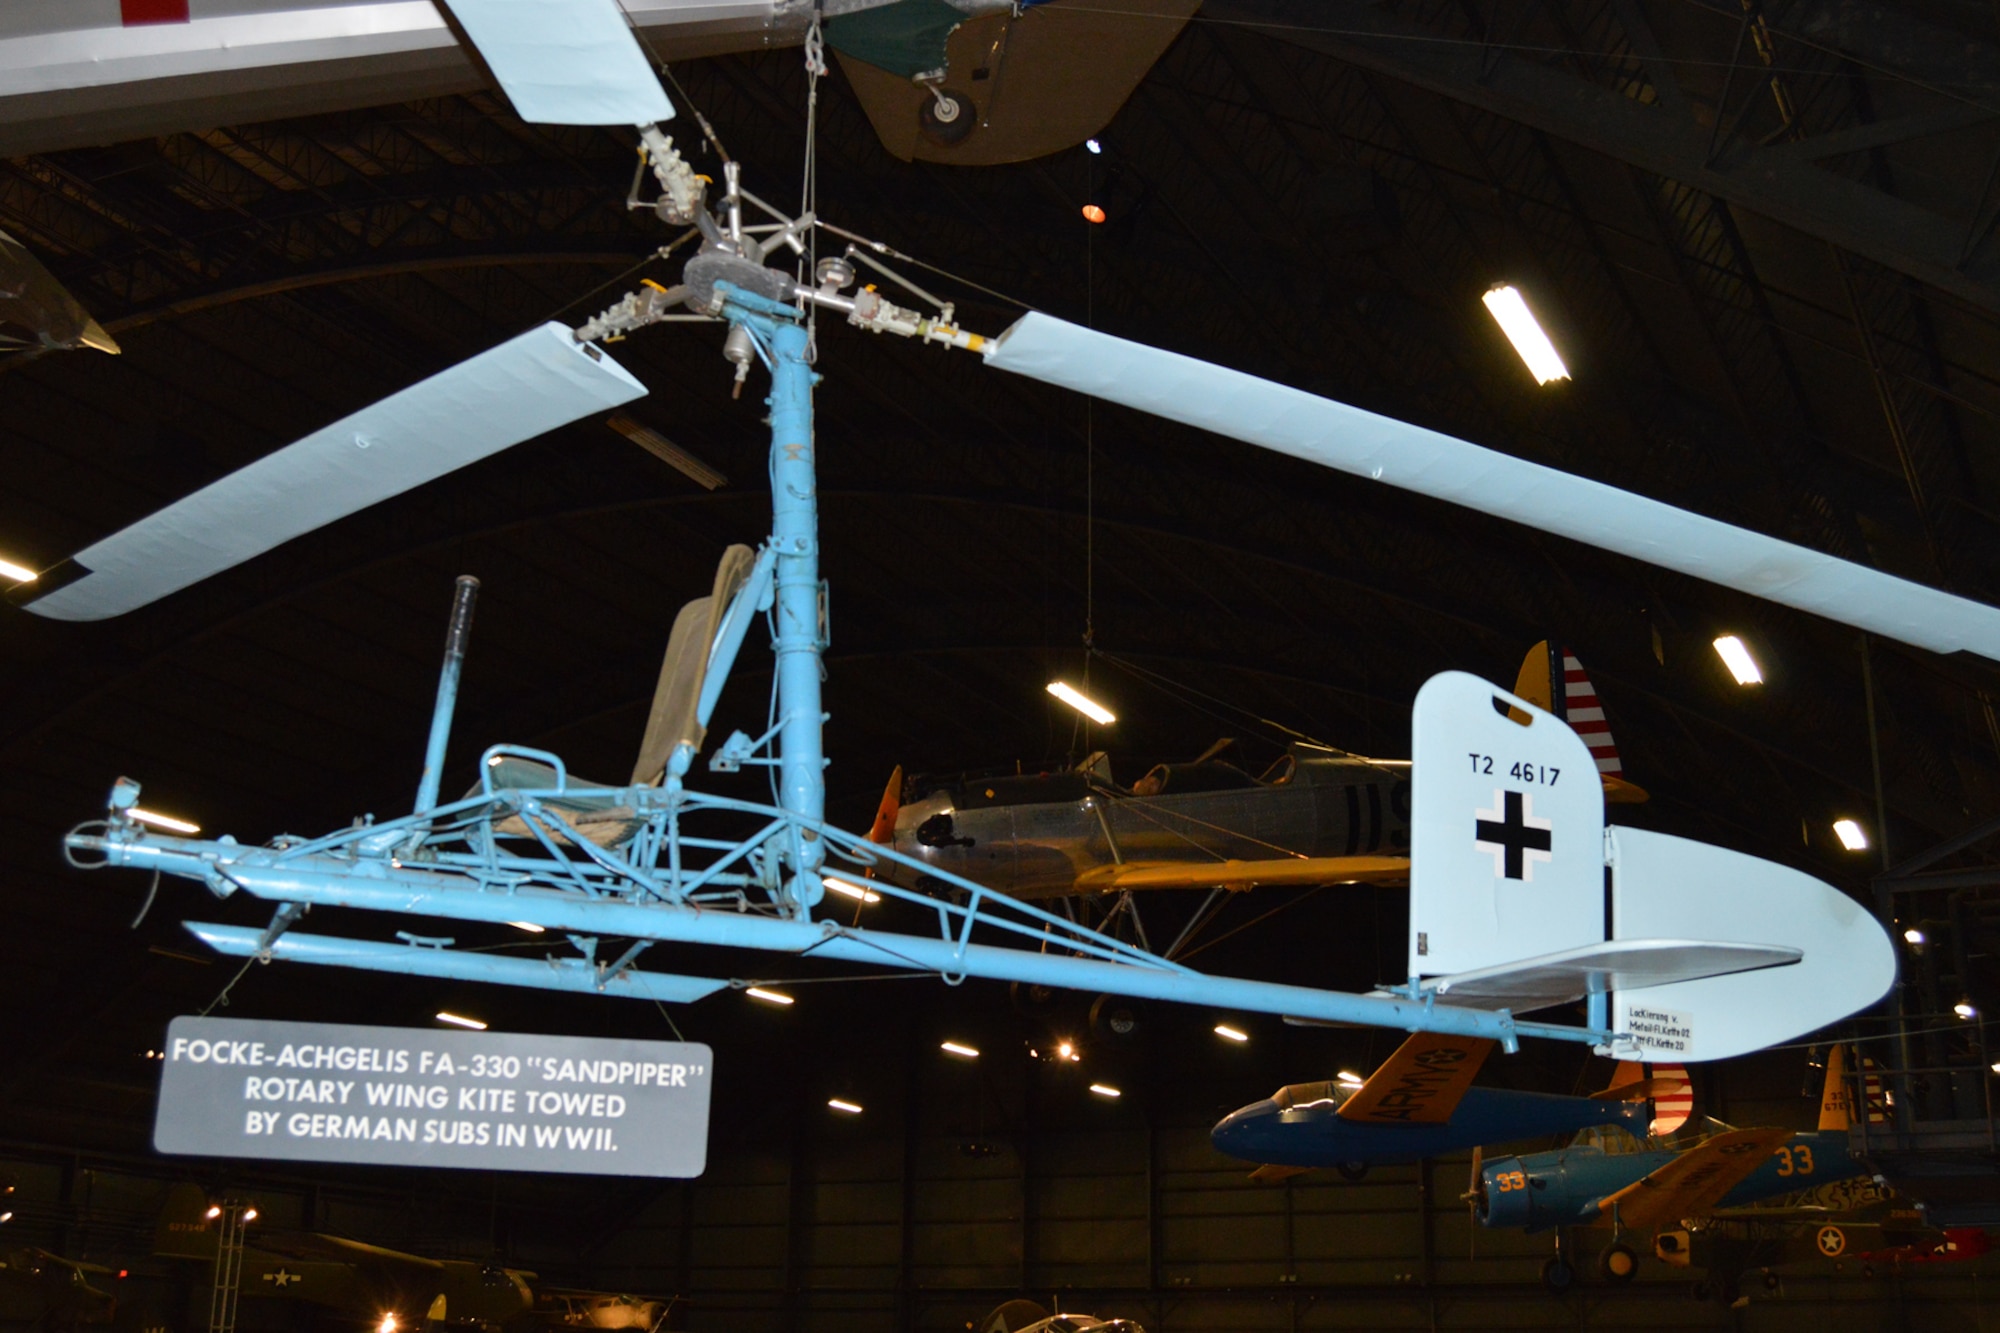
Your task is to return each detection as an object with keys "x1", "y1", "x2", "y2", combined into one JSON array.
[
  {"x1": 1607, "y1": 826, "x2": 1896, "y2": 1062},
  {"x1": 1409, "y1": 671, "x2": 1603, "y2": 977},
  {"x1": 438, "y1": 0, "x2": 672, "y2": 125},
  {"x1": 23, "y1": 323, "x2": 645, "y2": 621},
  {"x1": 985, "y1": 313, "x2": 2000, "y2": 661}
]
